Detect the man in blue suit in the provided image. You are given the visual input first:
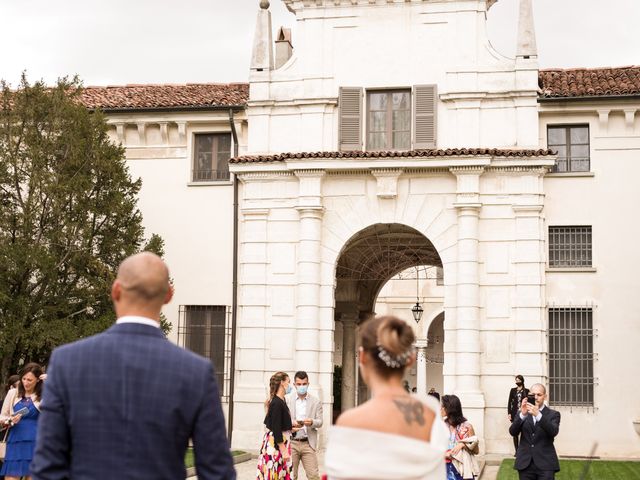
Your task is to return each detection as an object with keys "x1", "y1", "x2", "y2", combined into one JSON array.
[{"x1": 31, "y1": 252, "x2": 236, "y2": 480}]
